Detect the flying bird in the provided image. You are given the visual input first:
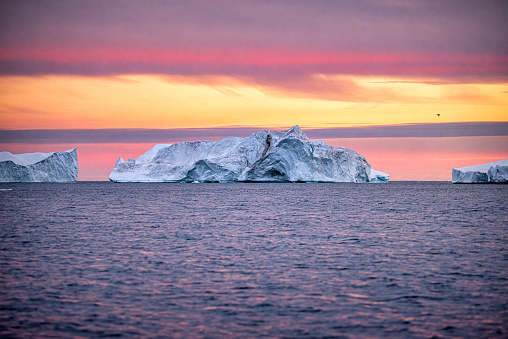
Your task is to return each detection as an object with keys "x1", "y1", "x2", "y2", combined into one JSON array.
[{"x1": 436, "y1": 114, "x2": 440, "y2": 116}]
